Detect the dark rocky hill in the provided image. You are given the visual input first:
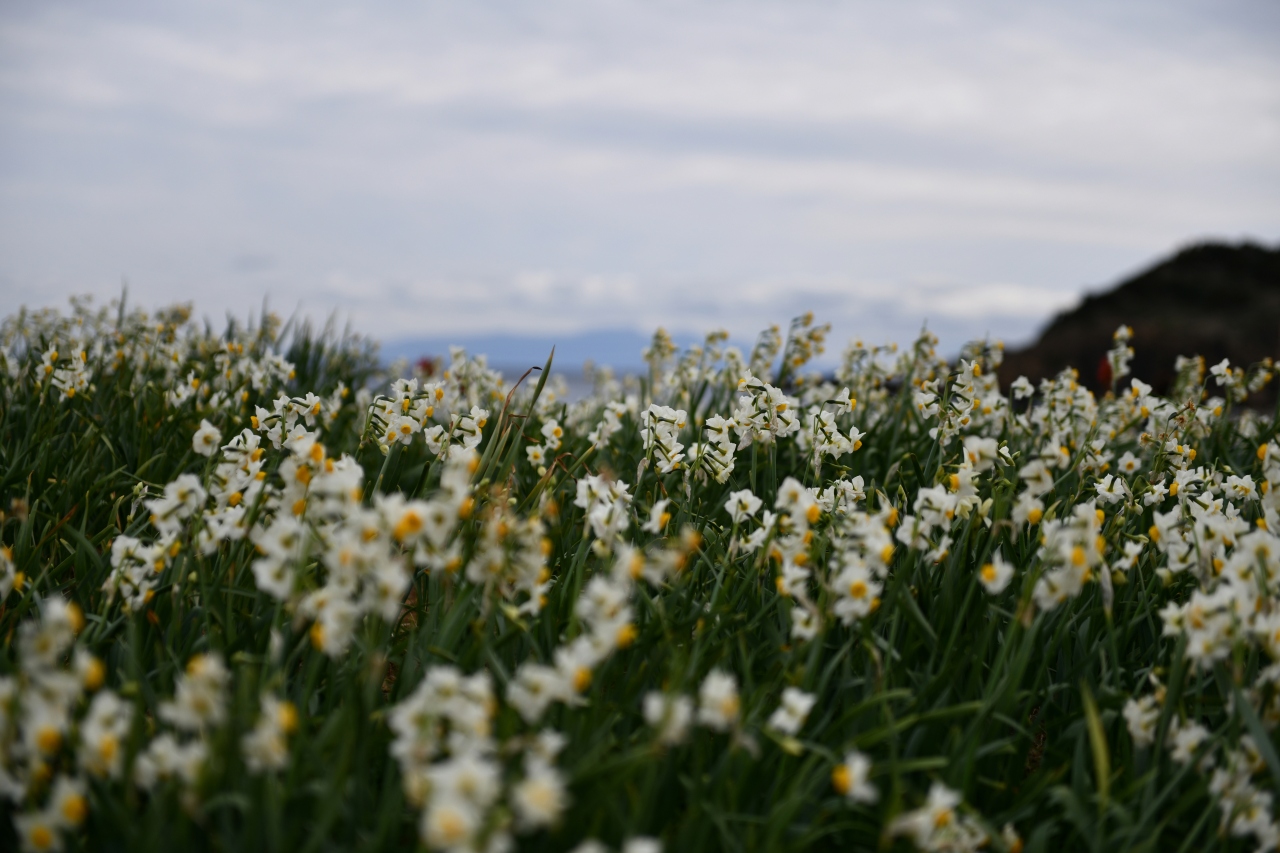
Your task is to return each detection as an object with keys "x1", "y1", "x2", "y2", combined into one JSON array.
[{"x1": 998, "y1": 241, "x2": 1280, "y2": 395}]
